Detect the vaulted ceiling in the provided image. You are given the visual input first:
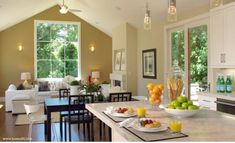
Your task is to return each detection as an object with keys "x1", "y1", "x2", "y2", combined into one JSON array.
[{"x1": 1, "y1": 0, "x2": 231, "y2": 36}]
